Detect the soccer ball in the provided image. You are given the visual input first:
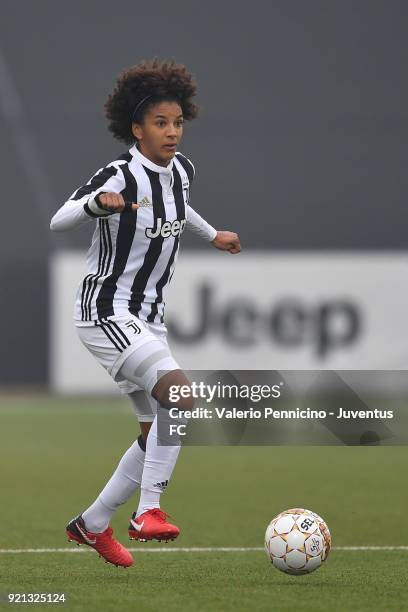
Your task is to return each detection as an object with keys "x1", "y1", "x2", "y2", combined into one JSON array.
[{"x1": 264, "y1": 508, "x2": 331, "y2": 575}]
